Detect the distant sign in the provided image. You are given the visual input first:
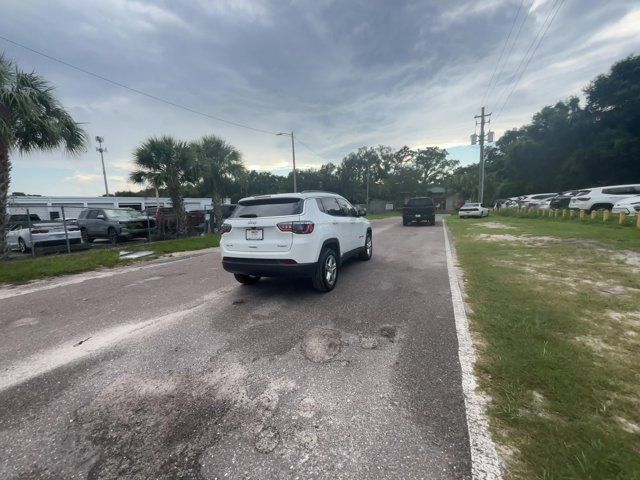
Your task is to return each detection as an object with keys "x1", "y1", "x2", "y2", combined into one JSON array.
[{"x1": 385, "y1": 203, "x2": 393, "y2": 211}]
